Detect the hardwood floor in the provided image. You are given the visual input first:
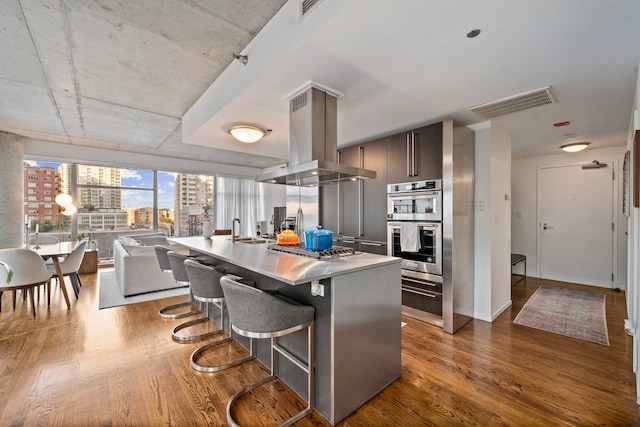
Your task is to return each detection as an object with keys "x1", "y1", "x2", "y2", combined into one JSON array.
[{"x1": 0, "y1": 271, "x2": 638, "y2": 426}]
